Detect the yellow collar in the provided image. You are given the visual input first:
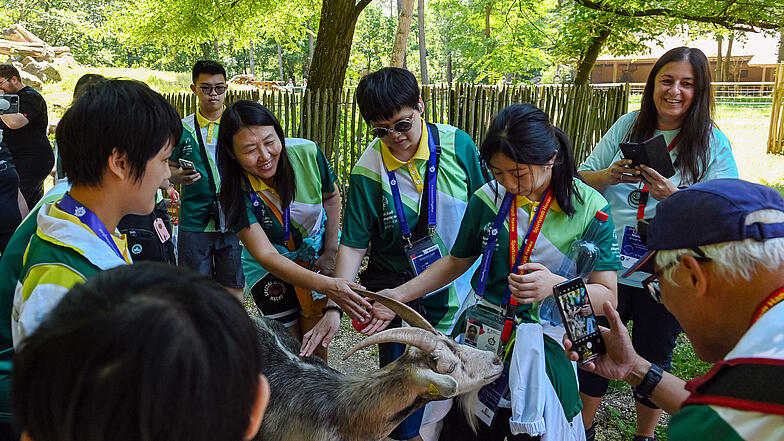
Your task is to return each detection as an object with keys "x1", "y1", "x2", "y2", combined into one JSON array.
[
  {"x1": 247, "y1": 173, "x2": 276, "y2": 195},
  {"x1": 515, "y1": 194, "x2": 562, "y2": 212},
  {"x1": 196, "y1": 107, "x2": 223, "y2": 126},
  {"x1": 380, "y1": 119, "x2": 430, "y2": 171}
]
